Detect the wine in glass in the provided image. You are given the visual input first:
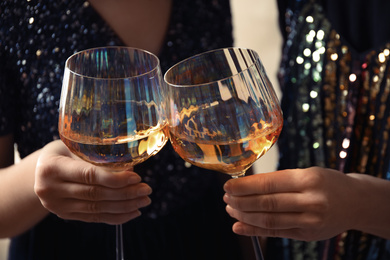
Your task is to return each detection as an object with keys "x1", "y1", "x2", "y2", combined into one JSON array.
[
  {"x1": 164, "y1": 47, "x2": 283, "y2": 260},
  {"x1": 58, "y1": 46, "x2": 168, "y2": 260}
]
